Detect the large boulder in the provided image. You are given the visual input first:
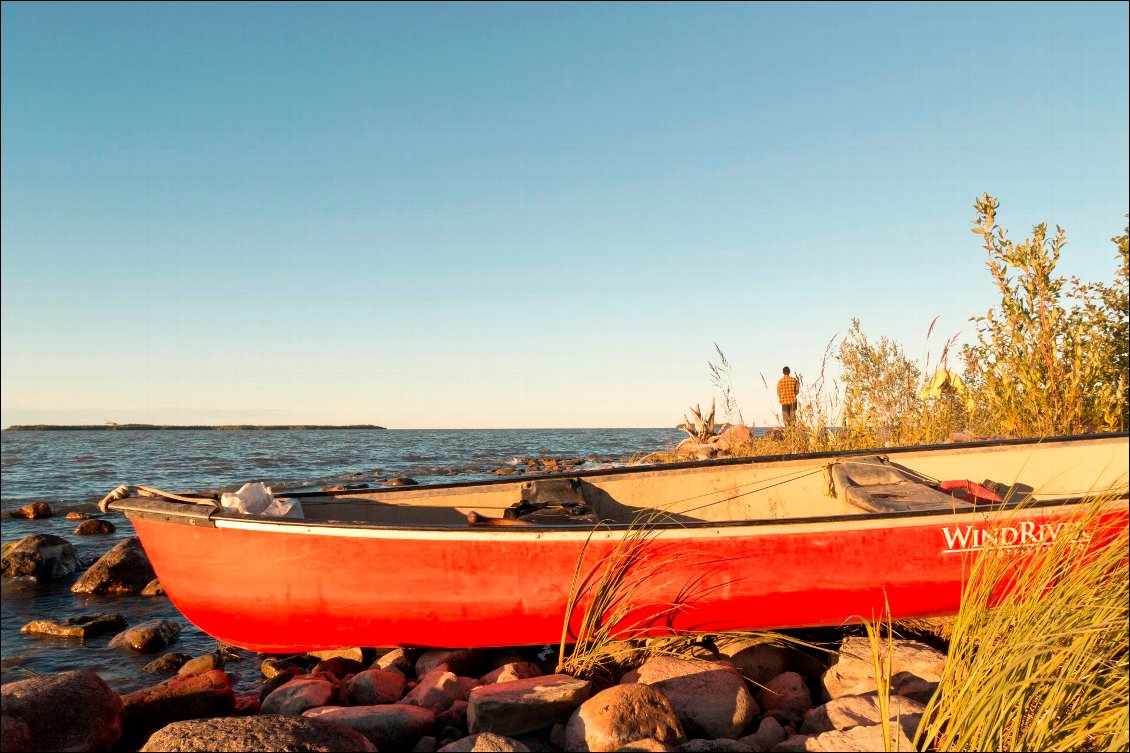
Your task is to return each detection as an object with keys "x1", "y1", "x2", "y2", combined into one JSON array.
[
  {"x1": 822, "y1": 637, "x2": 946, "y2": 702},
  {"x1": 0, "y1": 670, "x2": 123, "y2": 752},
  {"x1": 1, "y1": 715, "x2": 33, "y2": 753},
  {"x1": 260, "y1": 677, "x2": 336, "y2": 715},
  {"x1": 303, "y1": 704, "x2": 434, "y2": 750},
  {"x1": 468, "y1": 674, "x2": 592, "y2": 737},
  {"x1": 801, "y1": 693, "x2": 925, "y2": 740},
  {"x1": 755, "y1": 671, "x2": 812, "y2": 723},
  {"x1": 121, "y1": 669, "x2": 235, "y2": 745},
  {"x1": 1, "y1": 534, "x2": 80, "y2": 581},
  {"x1": 438, "y1": 732, "x2": 531, "y2": 752},
  {"x1": 340, "y1": 668, "x2": 407, "y2": 705},
  {"x1": 563, "y1": 683, "x2": 685, "y2": 752},
  {"x1": 71, "y1": 537, "x2": 156, "y2": 594},
  {"x1": 20, "y1": 613, "x2": 127, "y2": 640},
  {"x1": 139, "y1": 714, "x2": 376, "y2": 752},
  {"x1": 623, "y1": 655, "x2": 757, "y2": 739},
  {"x1": 108, "y1": 619, "x2": 182, "y2": 653},
  {"x1": 712, "y1": 637, "x2": 792, "y2": 686},
  {"x1": 716, "y1": 424, "x2": 754, "y2": 454}
]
